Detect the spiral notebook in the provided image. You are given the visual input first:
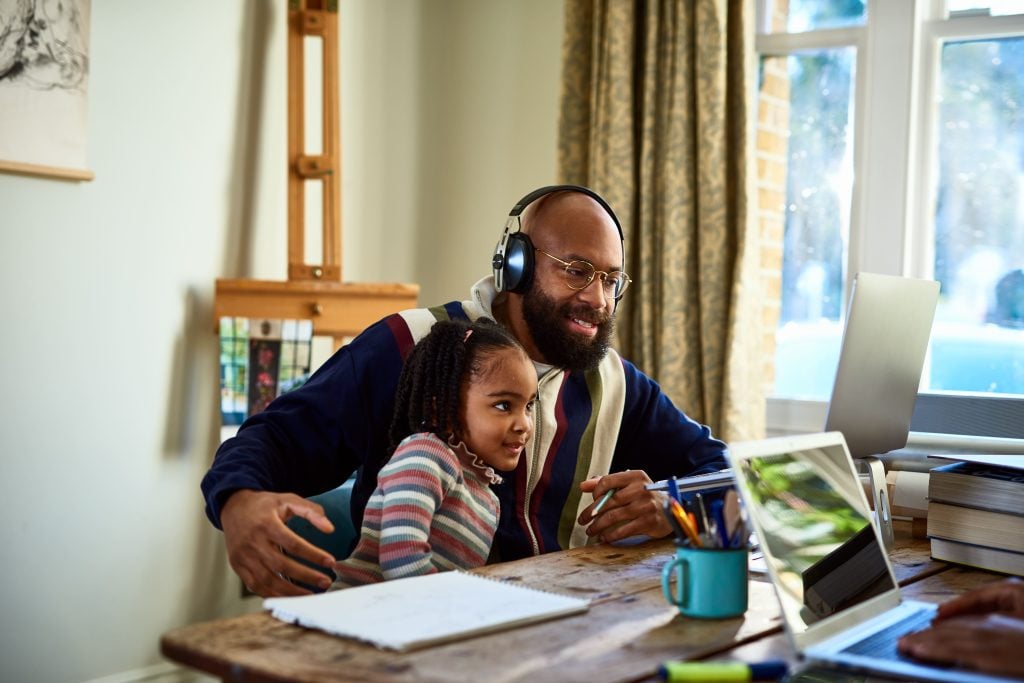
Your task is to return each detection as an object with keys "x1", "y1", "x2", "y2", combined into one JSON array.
[{"x1": 264, "y1": 570, "x2": 590, "y2": 651}]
